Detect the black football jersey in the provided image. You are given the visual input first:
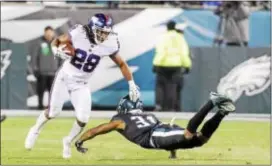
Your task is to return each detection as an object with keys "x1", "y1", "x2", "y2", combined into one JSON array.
[{"x1": 111, "y1": 113, "x2": 161, "y2": 148}]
